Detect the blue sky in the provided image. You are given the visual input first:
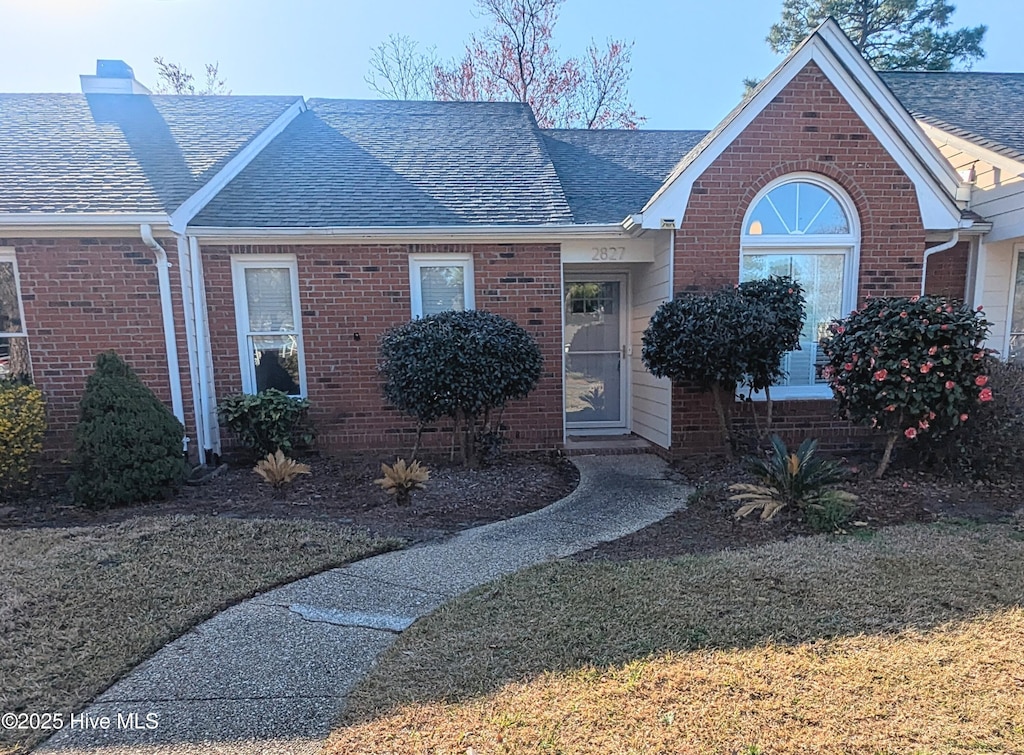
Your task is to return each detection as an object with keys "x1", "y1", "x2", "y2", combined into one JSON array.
[{"x1": 1, "y1": 0, "x2": 1019, "y2": 128}]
